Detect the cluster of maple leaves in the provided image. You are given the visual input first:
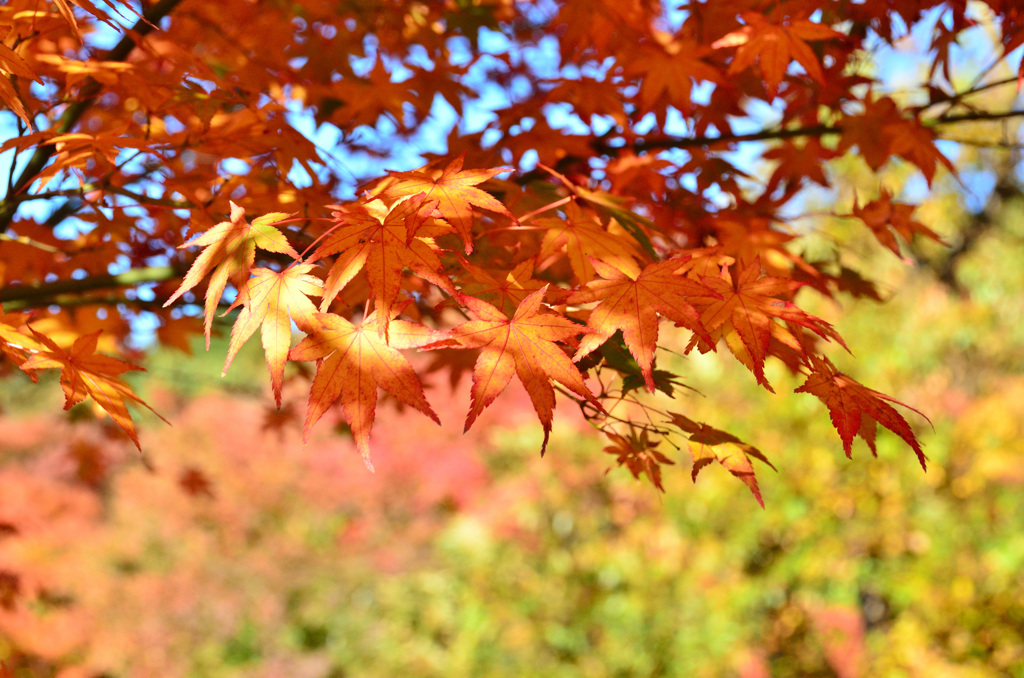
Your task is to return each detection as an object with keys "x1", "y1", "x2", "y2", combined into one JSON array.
[
  {"x1": 150, "y1": 157, "x2": 931, "y2": 503},
  {"x1": 2, "y1": 0, "x2": 1022, "y2": 502}
]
